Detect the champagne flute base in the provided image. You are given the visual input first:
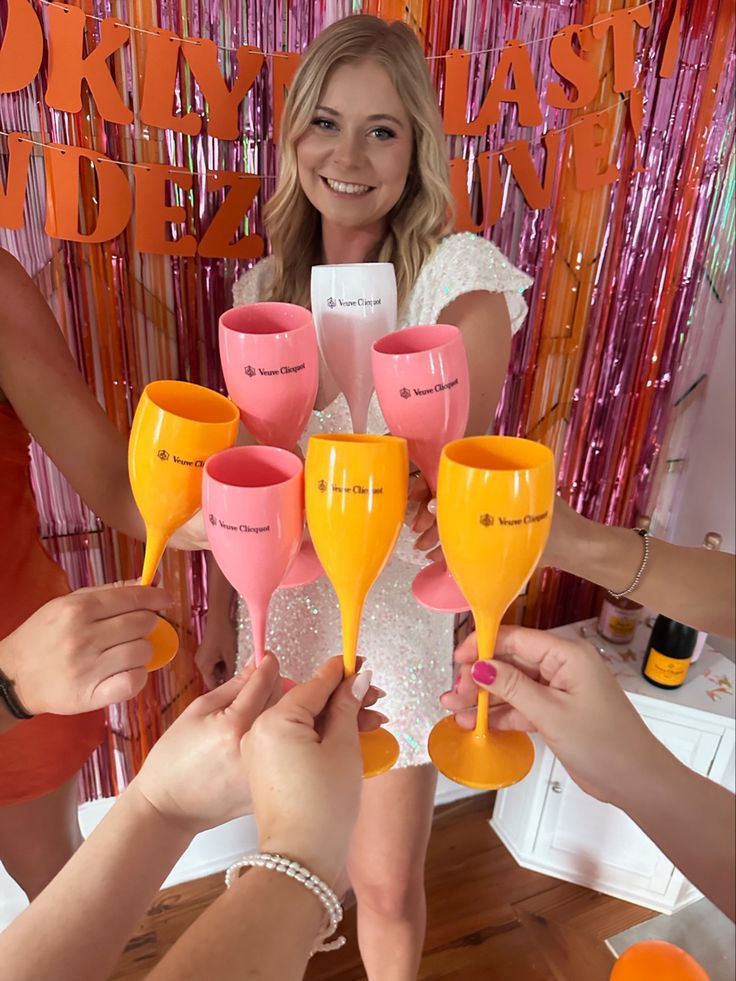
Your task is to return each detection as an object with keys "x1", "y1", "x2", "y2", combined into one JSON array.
[
  {"x1": 146, "y1": 617, "x2": 180, "y2": 672},
  {"x1": 279, "y1": 539, "x2": 324, "y2": 588},
  {"x1": 412, "y1": 562, "x2": 470, "y2": 613},
  {"x1": 360, "y1": 727, "x2": 400, "y2": 778},
  {"x1": 428, "y1": 716, "x2": 534, "y2": 790}
]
